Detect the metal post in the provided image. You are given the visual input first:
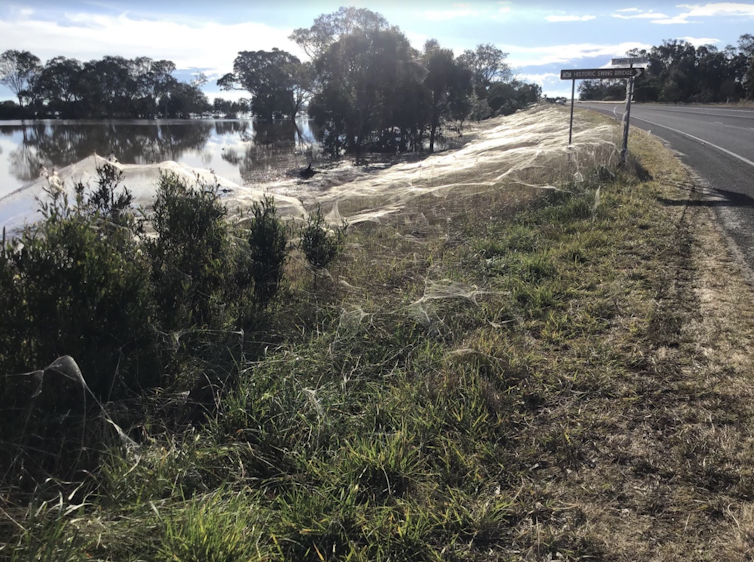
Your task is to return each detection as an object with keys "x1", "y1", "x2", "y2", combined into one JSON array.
[
  {"x1": 568, "y1": 79, "x2": 575, "y2": 145},
  {"x1": 620, "y1": 64, "x2": 635, "y2": 164}
]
